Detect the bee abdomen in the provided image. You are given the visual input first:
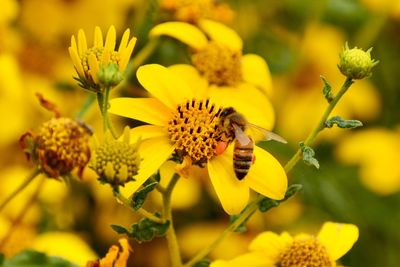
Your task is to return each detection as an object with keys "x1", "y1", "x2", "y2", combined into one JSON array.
[{"x1": 233, "y1": 141, "x2": 254, "y2": 180}]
